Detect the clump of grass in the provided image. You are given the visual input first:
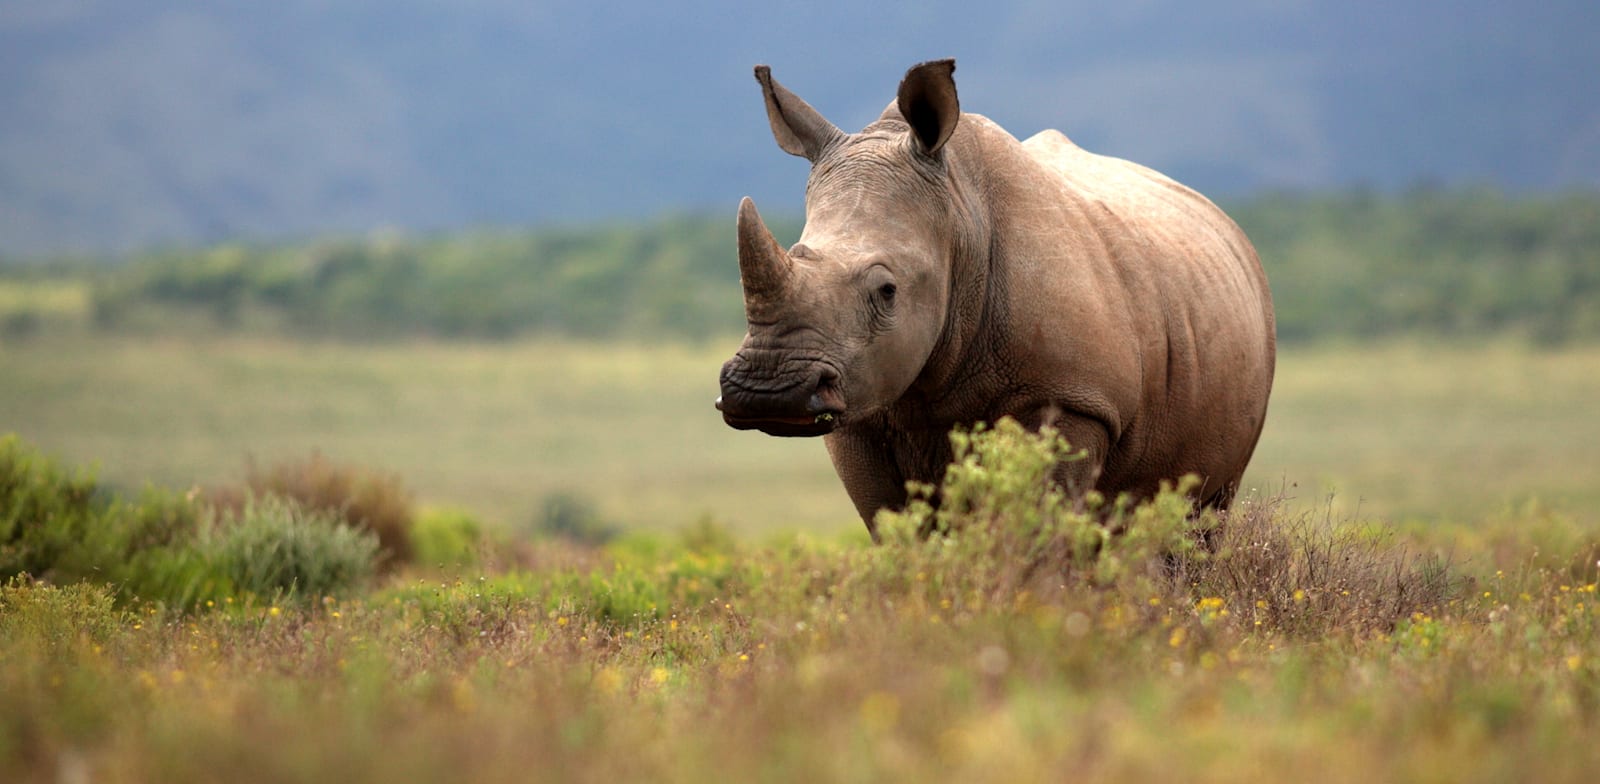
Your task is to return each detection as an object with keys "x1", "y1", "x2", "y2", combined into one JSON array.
[
  {"x1": 1183, "y1": 496, "x2": 1458, "y2": 637},
  {"x1": 204, "y1": 496, "x2": 379, "y2": 603},
  {"x1": 213, "y1": 452, "x2": 414, "y2": 567}
]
